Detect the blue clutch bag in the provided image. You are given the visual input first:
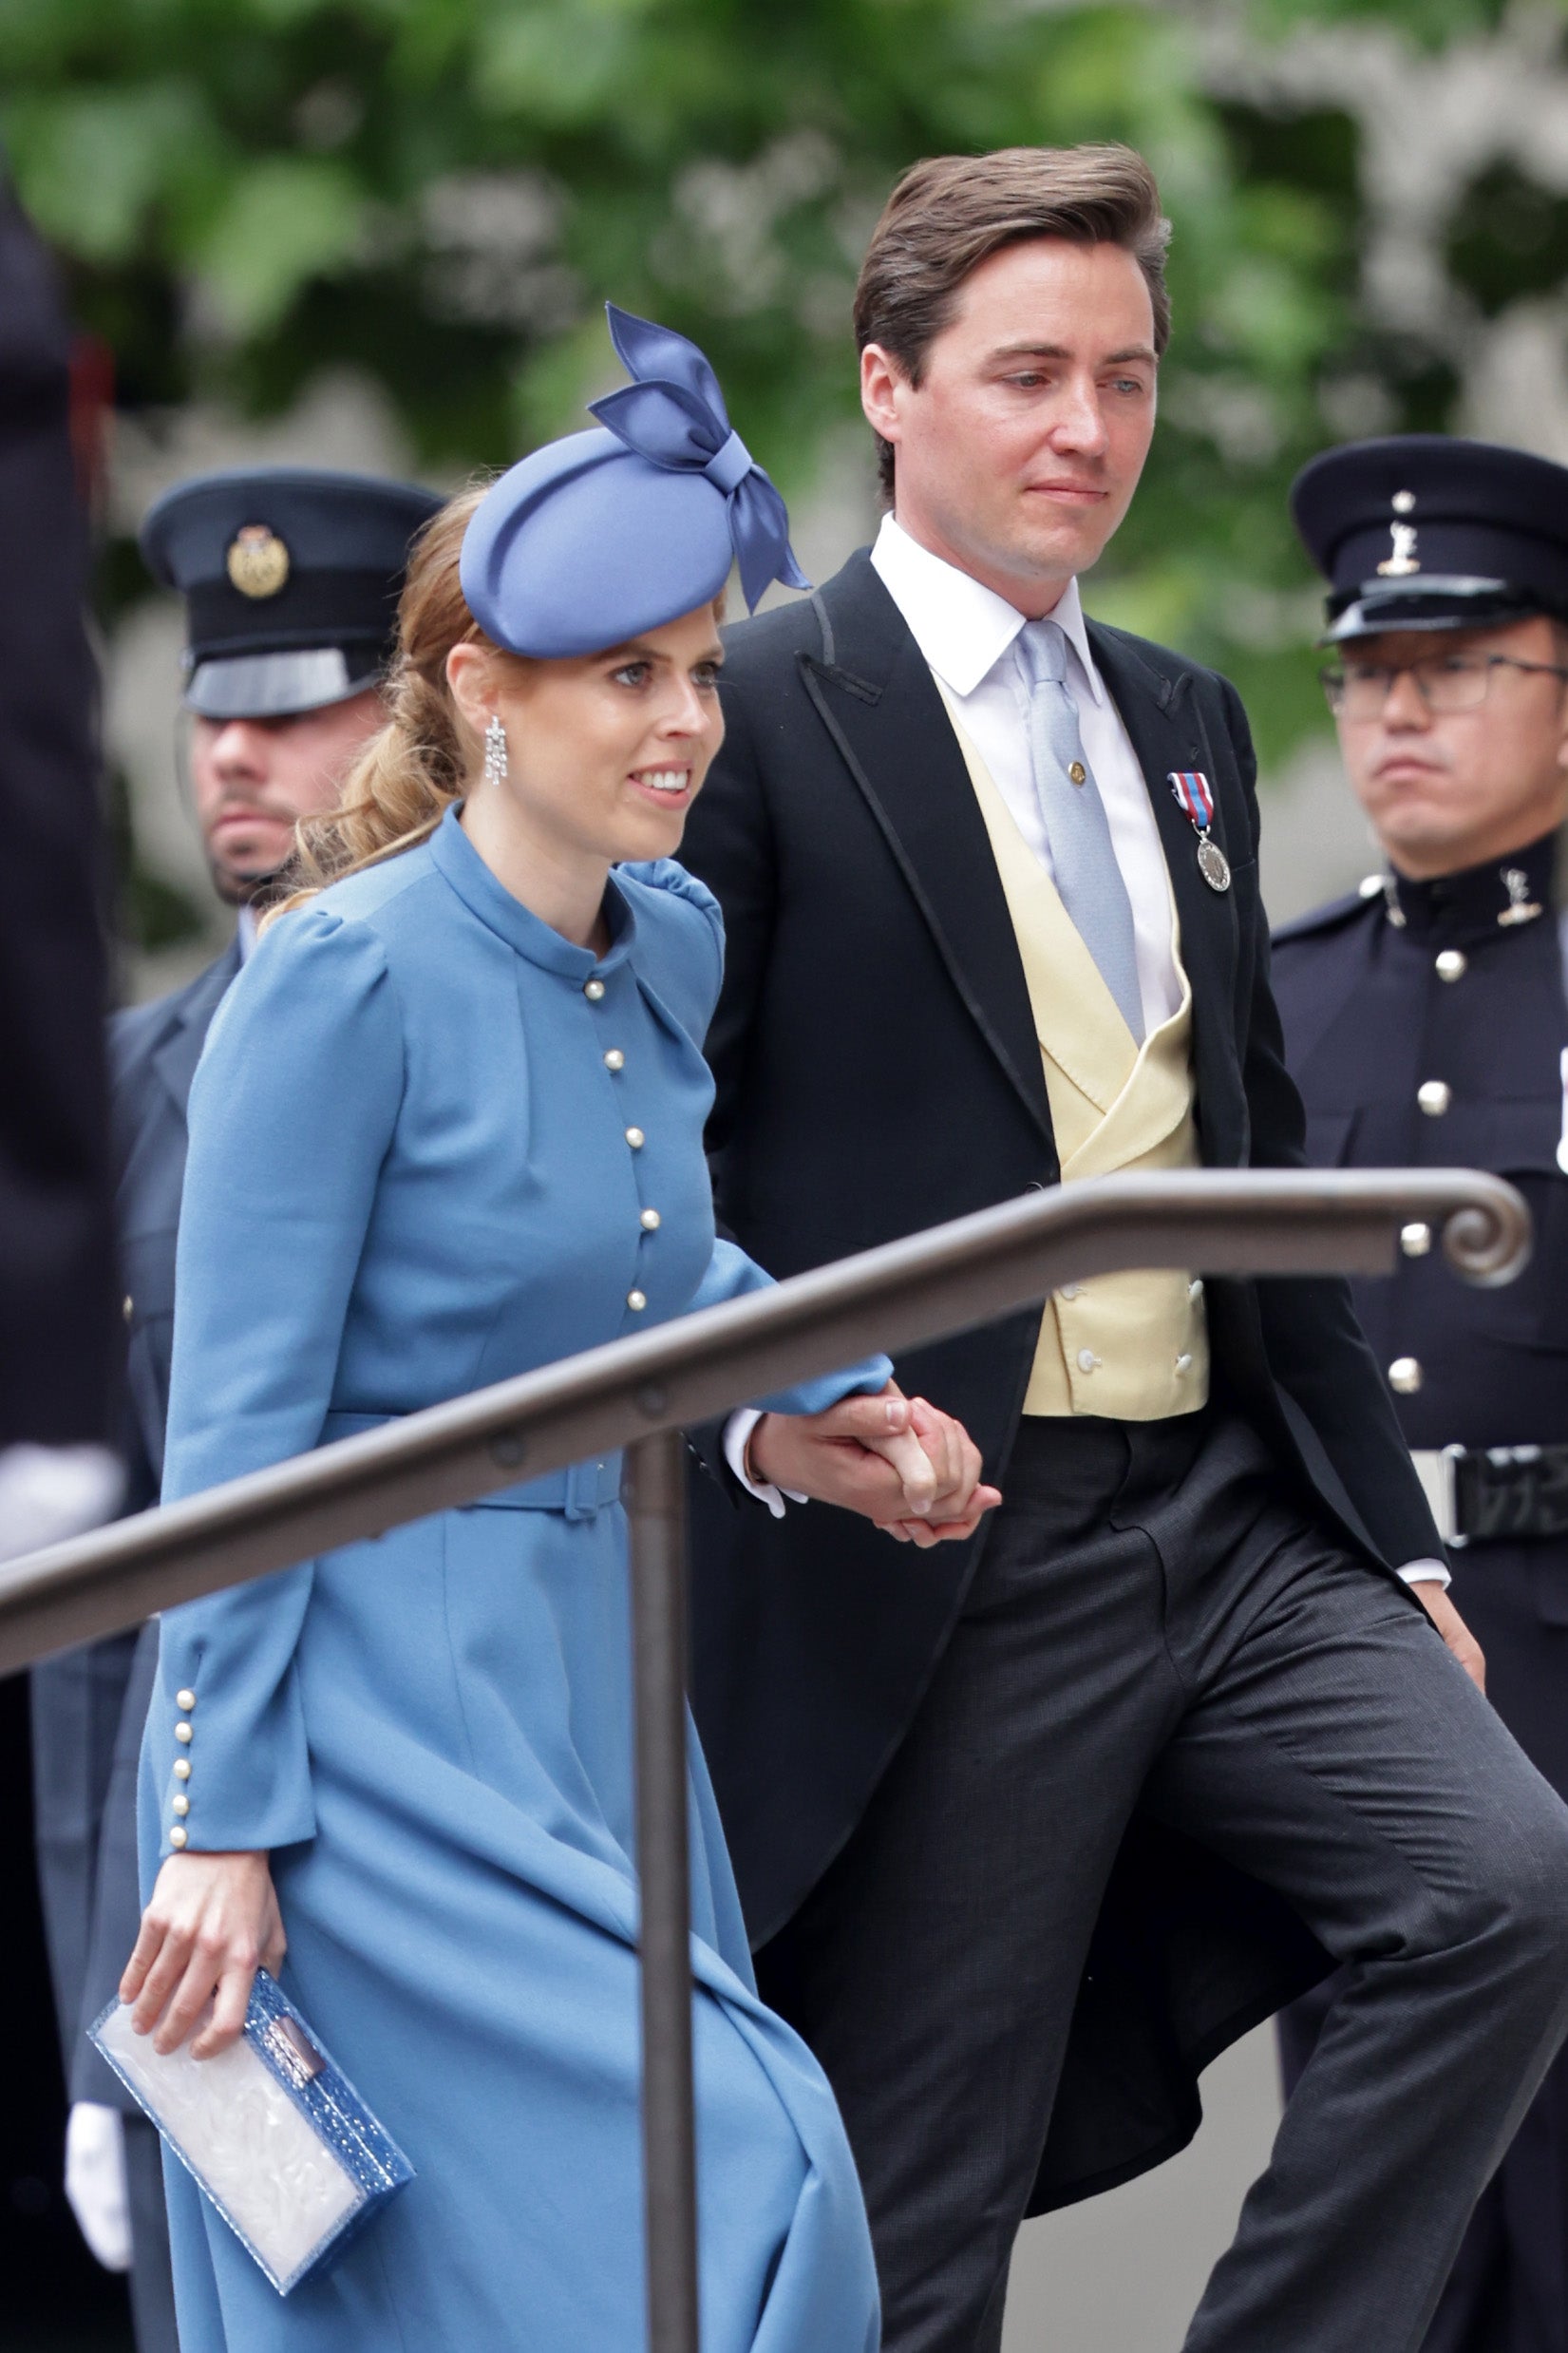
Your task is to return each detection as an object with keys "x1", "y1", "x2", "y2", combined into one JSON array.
[{"x1": 90, "y1": 1969, "x2": 414, "y2": 2295}]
